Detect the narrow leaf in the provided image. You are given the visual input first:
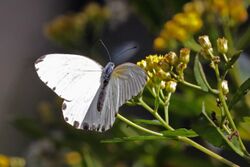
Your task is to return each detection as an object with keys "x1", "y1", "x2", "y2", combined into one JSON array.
[
  {"x1": 228, "y1": 78, "x2": 250, "y2": 110},
  {"x1": 134, "y1": 119, "x2": 162, "y2": 126},
  {"x1": 194, "y1": 55, "x2": 209, "y2": 92},
  {"x1": 162, "y1": 128, "x2": 198, "y2": 138},
  {"x1": 101, "y1": 135, "x2": 167, "y2": 143},
  {"x1": 224, "y1": 50, "x2": 242, "y2": 70}
]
